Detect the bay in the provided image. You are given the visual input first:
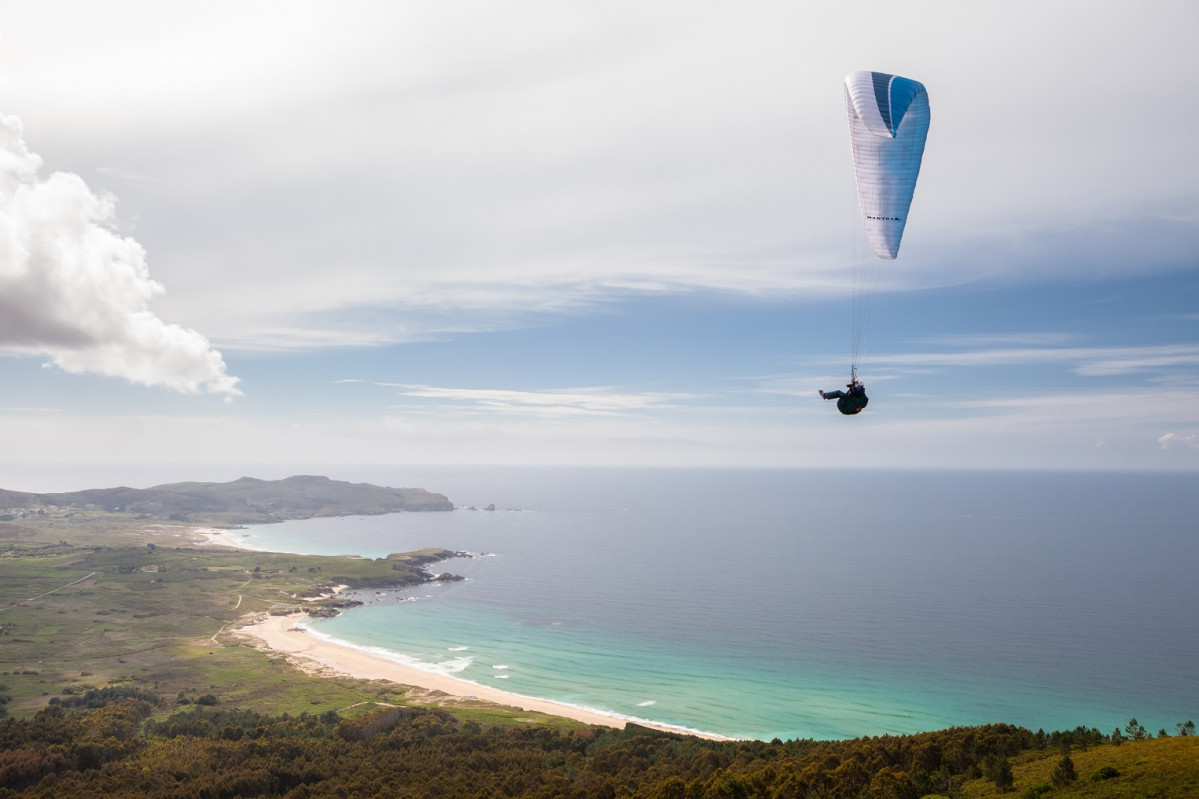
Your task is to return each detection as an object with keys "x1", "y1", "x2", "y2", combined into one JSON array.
[{"x1": 233, "y1": 467, "x2": 1199, "y2": 740}]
